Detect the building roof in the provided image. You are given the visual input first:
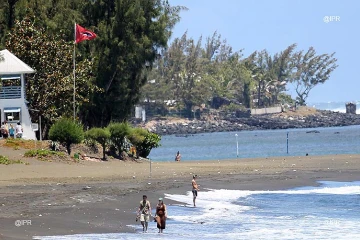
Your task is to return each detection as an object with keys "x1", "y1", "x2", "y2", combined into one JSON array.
[{"x1": 0, "y1": 49, "x2": 35, "y2": 74}]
